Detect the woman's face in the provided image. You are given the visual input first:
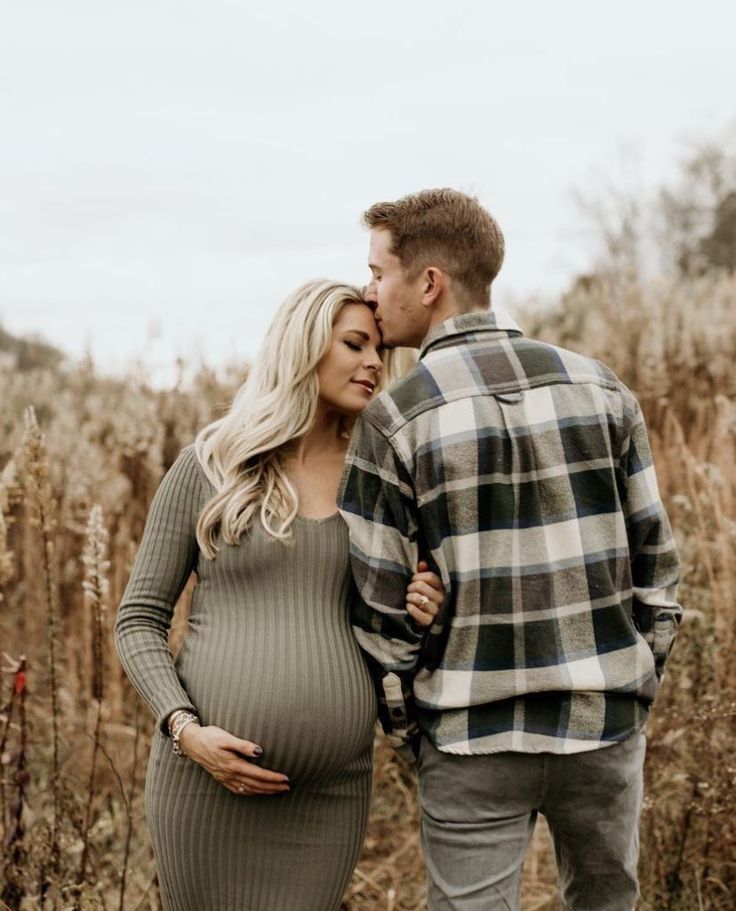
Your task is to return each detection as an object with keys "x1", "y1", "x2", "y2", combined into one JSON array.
[{"x1": 316, "y1": 303, "x2": 383, "y2": 417}]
